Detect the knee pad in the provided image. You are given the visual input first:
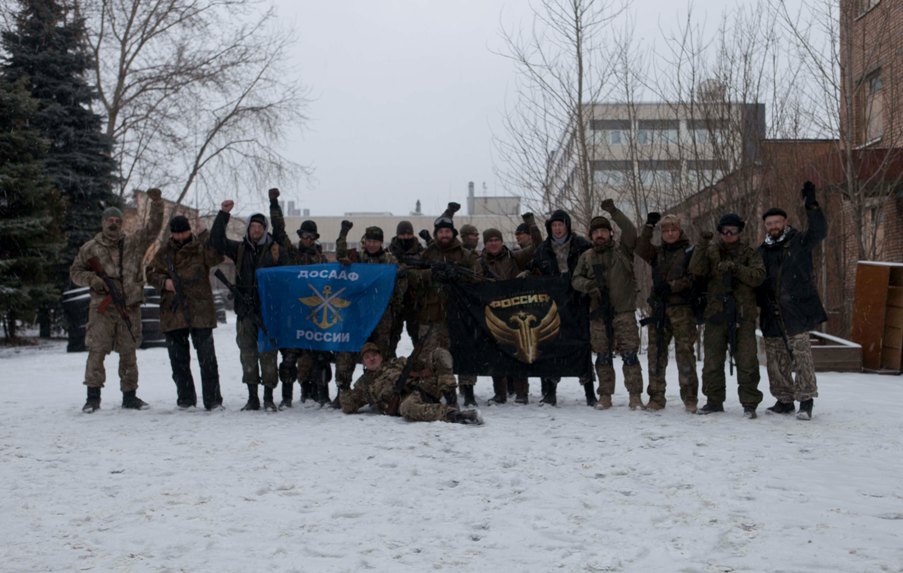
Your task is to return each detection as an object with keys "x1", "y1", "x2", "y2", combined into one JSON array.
[
  {"x1": 622, "y1": 352, "x2": 640, "y2": 366},
  {"x1": 595, "y1": 353, "x2": 612, "y2": 367}
]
